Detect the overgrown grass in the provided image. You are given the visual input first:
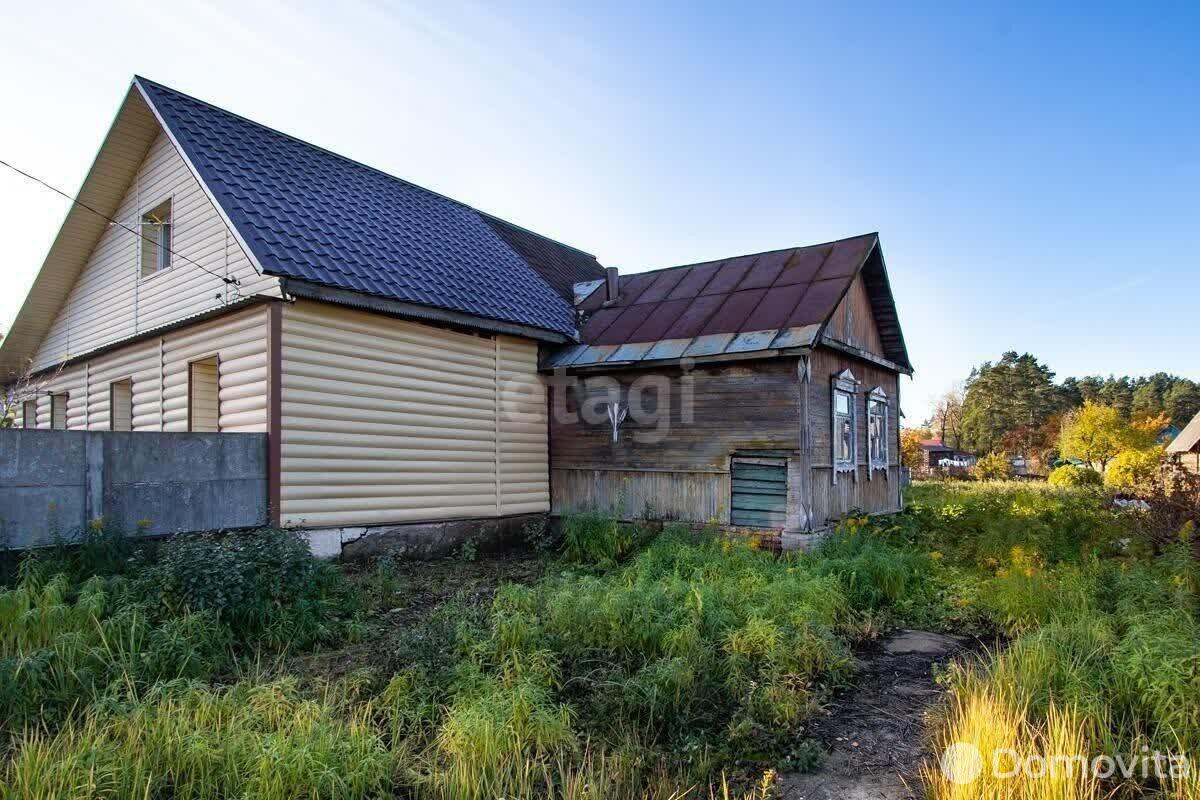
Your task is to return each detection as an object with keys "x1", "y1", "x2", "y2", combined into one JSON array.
[{"x1": 4, "y1": 485, "x2": 1198, "y2": 799}]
